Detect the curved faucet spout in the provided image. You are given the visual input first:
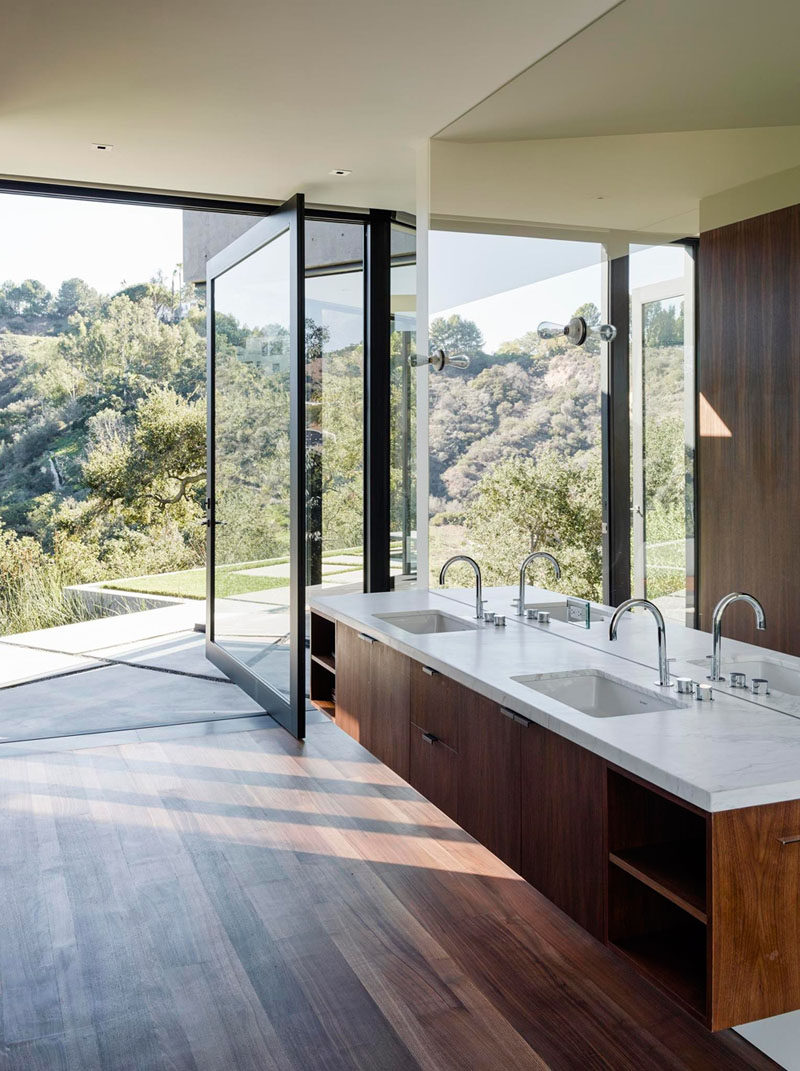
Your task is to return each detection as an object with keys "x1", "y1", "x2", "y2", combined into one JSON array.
[
  {"x1": 709, "y1": 592, "x2": 767, "y2": 682},
  {"x1": 517, "y1": 552, "x2": 562, "y2": 615},
  {"x1": 609, "y1": 598, "x2": 671, "y2": 687},
  {"x1": 439, "y1": 555, "x2": 484, "y2": 619}
]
